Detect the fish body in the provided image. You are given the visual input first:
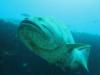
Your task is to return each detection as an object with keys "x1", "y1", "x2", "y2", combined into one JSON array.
[{"x1": 17, "y1": 17, "x2": 90, "y2": 71}]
